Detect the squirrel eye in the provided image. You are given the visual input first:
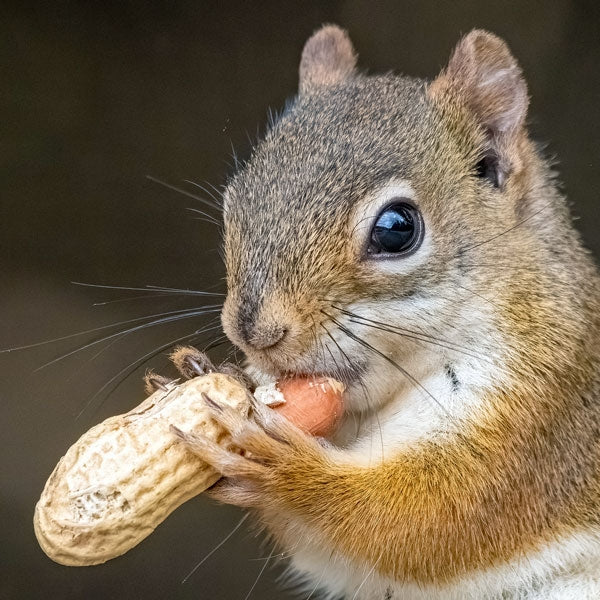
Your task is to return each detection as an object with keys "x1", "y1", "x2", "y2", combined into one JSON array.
[{"x1": 368, "y1": 202, "x2": 423, "y2": 256}]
